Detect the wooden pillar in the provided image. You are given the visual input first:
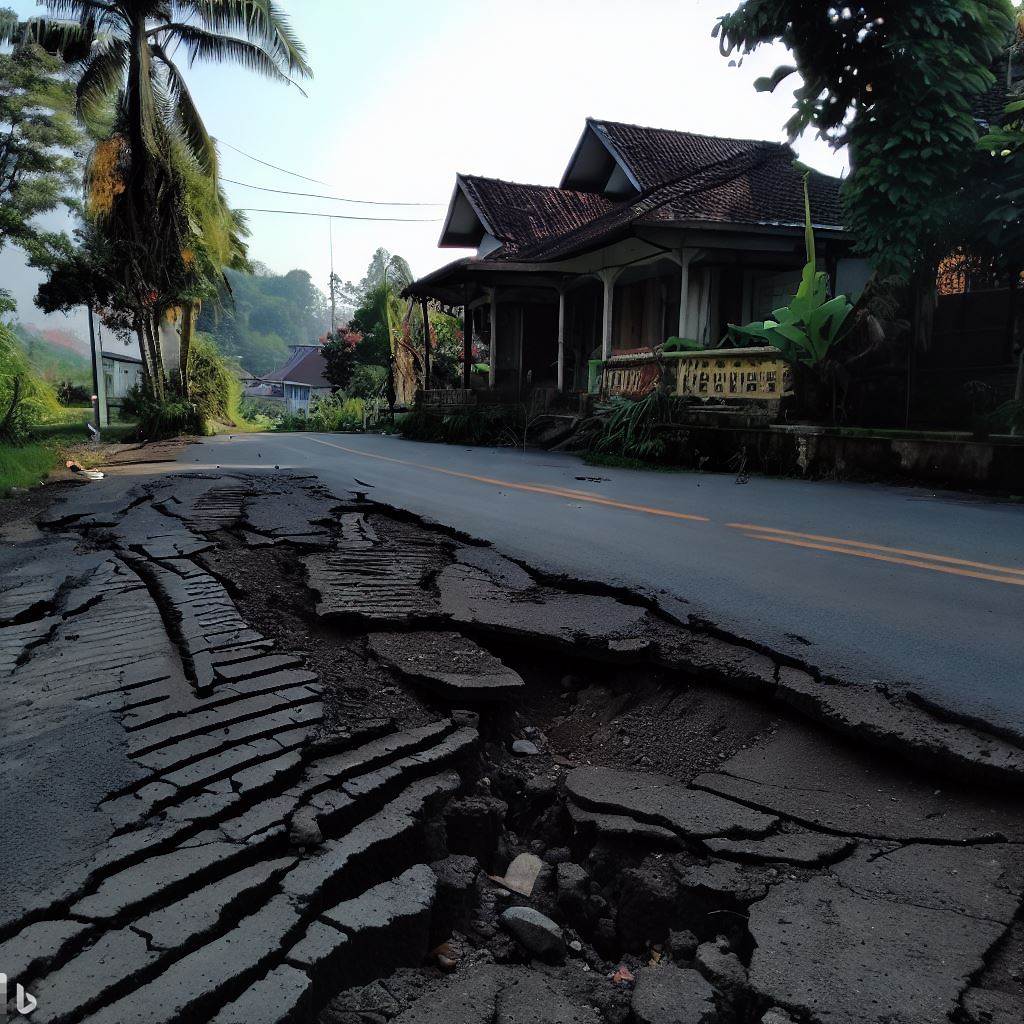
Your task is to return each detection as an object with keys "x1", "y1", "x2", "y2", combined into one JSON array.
[
  {"x1": 420, "y1": 297, "x2": 431, "y2": 391},
  {"x1": 597, "y1": 268, "x2": 621, "y2": 361},
  {"x1": 464, "y1": 301, "x2": 473, "y2": 387},
  {"x1": 556, "y1": 287, "x2": 567, "y2": 392},
  {"x1": 488, "y1": 288, "x2": 498, "y2": 389},
  {"x1": 676, "y1": 247, "x2": 699, "y2": 340}
]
